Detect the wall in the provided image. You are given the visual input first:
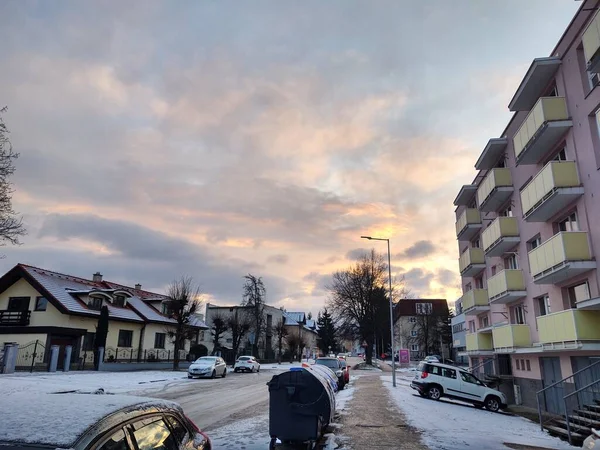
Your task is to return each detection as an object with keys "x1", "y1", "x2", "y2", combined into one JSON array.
[
  {"x1": 511, "y1": 354, "x2": 542, "y2": 380},
  {"x1": 99, "y1": 361, "x2": 192, "y2": 372},
  {"x1": 514, "y1": 377, "x2": 544, "y2": 409}
]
